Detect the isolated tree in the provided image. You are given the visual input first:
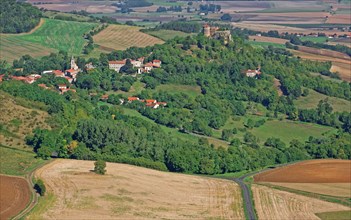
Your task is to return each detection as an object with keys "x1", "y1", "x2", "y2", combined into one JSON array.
[
  {"x1": 94, "y1": 160, "x2": 106, "y2": 175},
  {"x1": 34, "y1": 179, "x2": 46, "y2": 196}
]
